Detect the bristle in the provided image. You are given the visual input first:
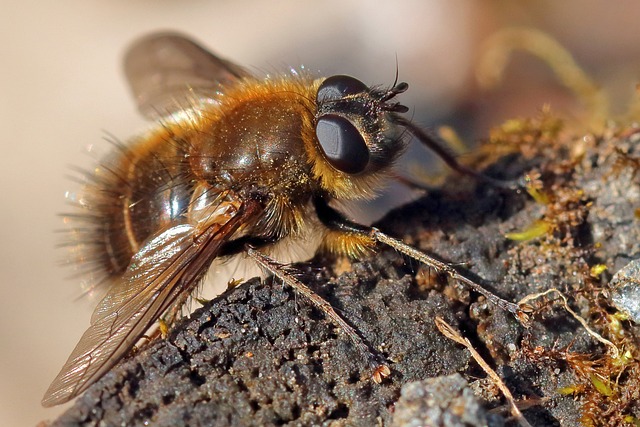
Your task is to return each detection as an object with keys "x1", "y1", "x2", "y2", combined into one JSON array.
[{"x1": 319, "y1": 229, "x2": 377, "y2": 258}]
